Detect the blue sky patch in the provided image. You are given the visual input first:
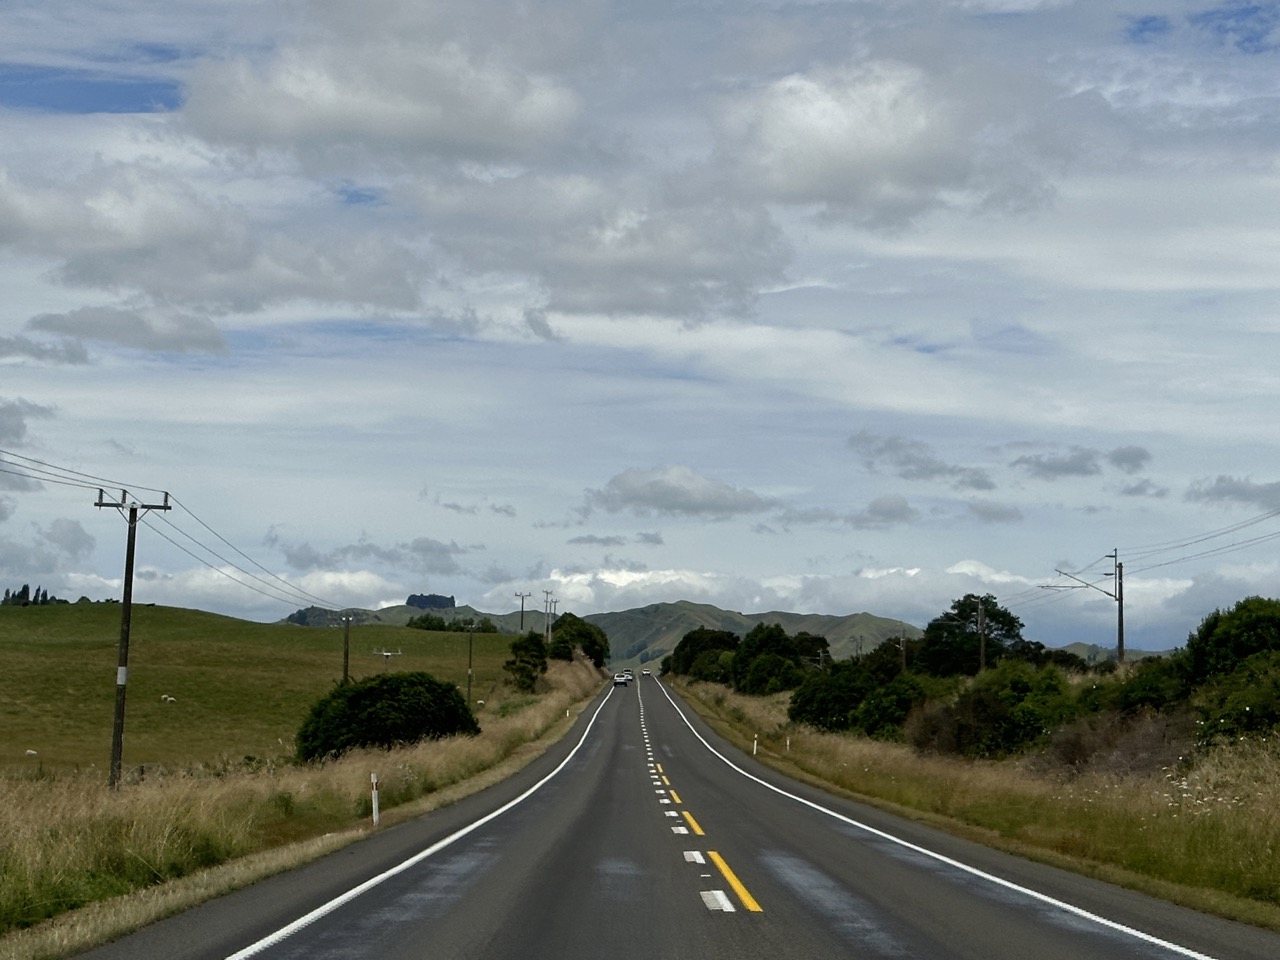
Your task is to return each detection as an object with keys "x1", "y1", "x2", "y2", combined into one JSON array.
[
  {"x1": 336, "y1": 183, "x2": 385, "y2": 206},
  {"x1": 91, "y1": 42, "x2": 187, "y2": 66},
  {"x1": 1125, "y1": 15, "x2": 1173, "y2": 43},
  {"x1": 1189, "y1": 2, "x2": 1280, "y2": 53},
  {"x1": 0, "y1": 64, "x2": 181, "y2": 114}
]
